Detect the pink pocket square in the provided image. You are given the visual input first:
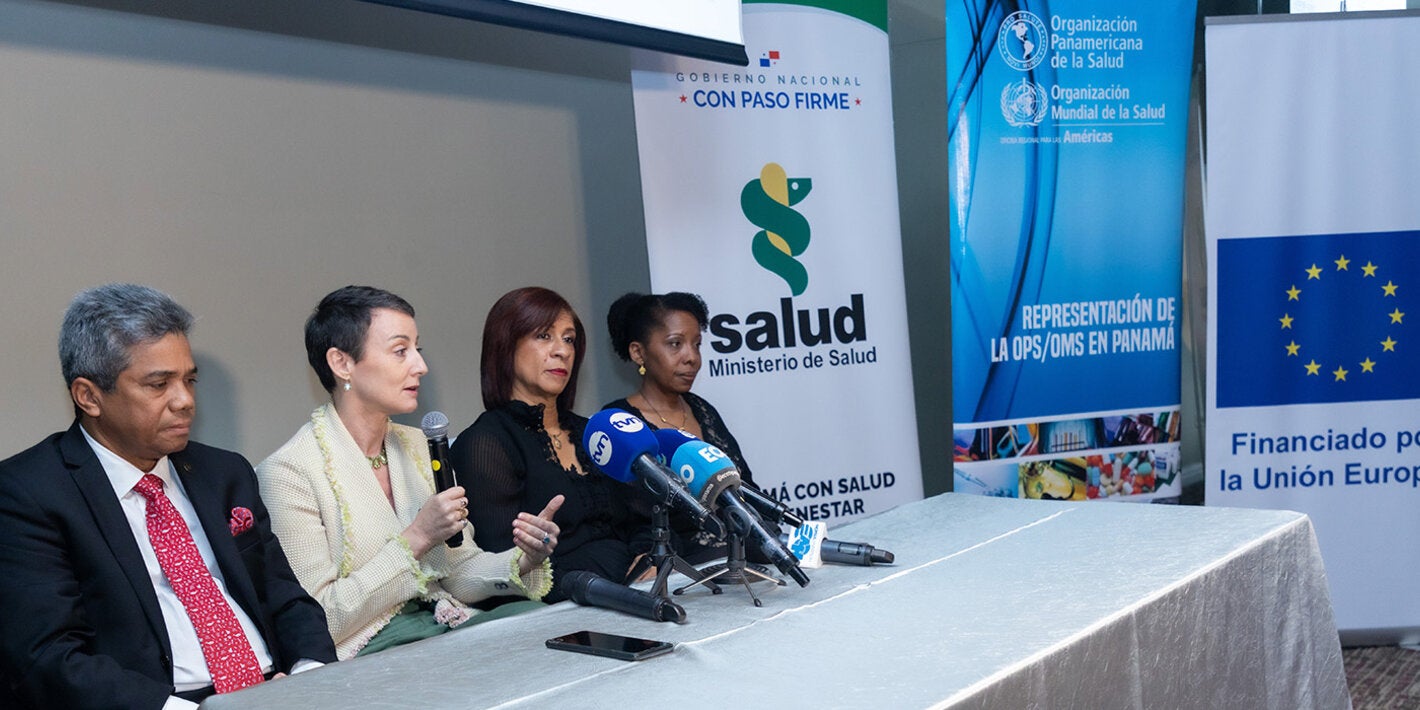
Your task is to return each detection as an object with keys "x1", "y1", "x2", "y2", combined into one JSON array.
[{"x1": 228, "y1": 506, "x2": 254, "y2": 536}]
